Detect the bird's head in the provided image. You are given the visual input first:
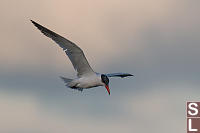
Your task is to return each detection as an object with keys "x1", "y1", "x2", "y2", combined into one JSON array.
[{"x1": 101, "y1": 74, "x2": 110, "y2": 95}]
